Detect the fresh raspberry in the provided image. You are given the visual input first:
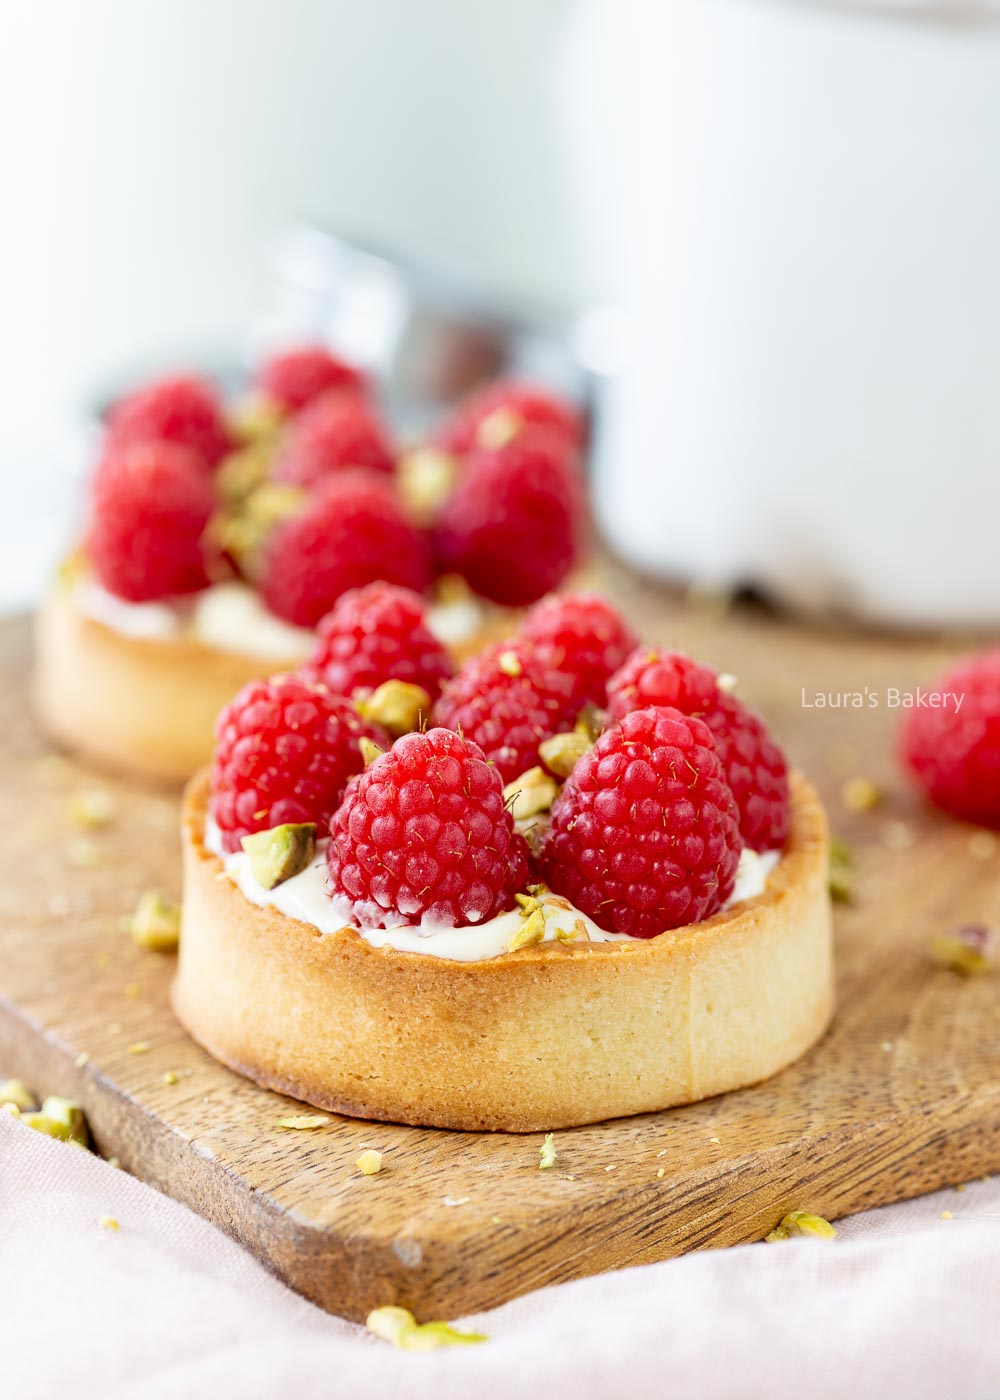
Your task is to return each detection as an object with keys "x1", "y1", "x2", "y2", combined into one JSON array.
[
  {"x1": 437, "y1": 379, "x2": 584, "y2": 456},
  {"x1": 308, "y1": 583, "x2": 454, "y2": 700},
  {"x1": 518, "y1": 593, "x2": 639, "y2": 706},
  {"x1": 87, "y1": 441, "x2": 214, "y2": 602},
  {"x1": 433, "y1": 428, "x2": 586, "y2": 607},
  {"x1": 327, "y1": 727, "x2": 529, "y2": 928},
  {"x1": 540, "y1": 706, "x2": 742, "y2": 938},
  {"x1": 273, "y1": 392, "x2": 394, "y2": 489},
  {"x1": 606, "y1": 649, "x2": 790, "y2": 851},
  {"x1": 105, "y1": 374, "x2": 230, "y2": 471},
  {"x1": 900, "y1": 650, "x2": 1000, "y2": 827},
  {"x1": 210, "y1": 674, "x2": 385, "y2": 853},
  {"x1": 261, "y1": 470, "x2": 432, "y2": 629},
  {"x1": 433, "y1": 642, "x2": 583, "y2": 784},
  {"x1": 256, "y1": 345, "x2": 367, "y2": 415}
]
